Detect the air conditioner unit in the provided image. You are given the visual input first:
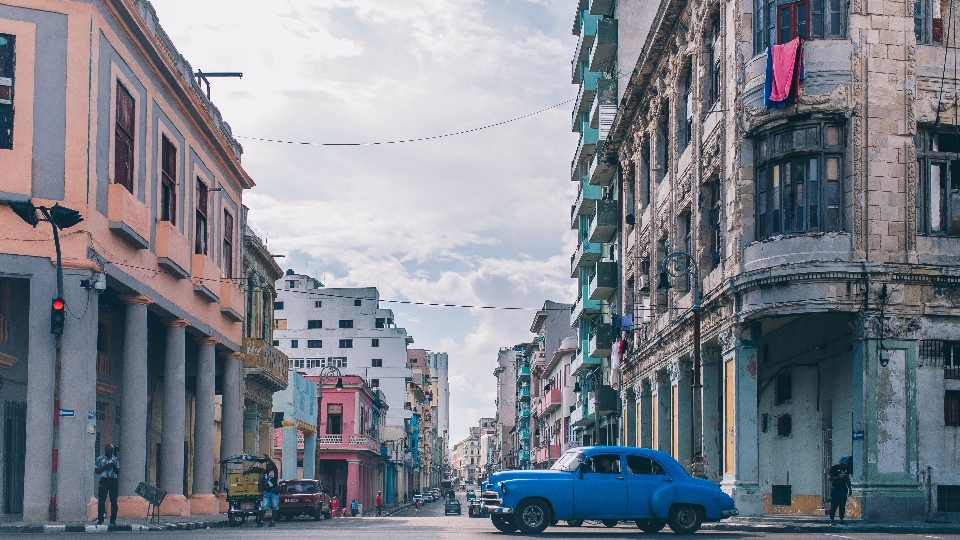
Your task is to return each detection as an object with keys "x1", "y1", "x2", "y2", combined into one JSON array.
[{"x1": 637, "y1": 275, "x2": 649, "y2": 292}]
